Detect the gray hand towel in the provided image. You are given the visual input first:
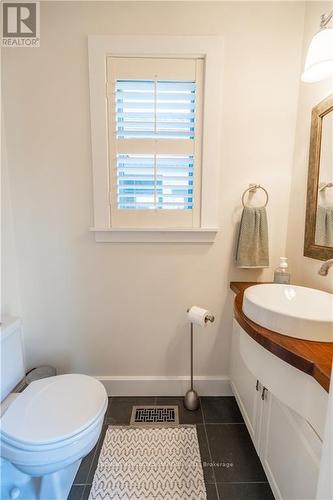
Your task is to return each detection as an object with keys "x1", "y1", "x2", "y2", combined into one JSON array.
[
  {"x1": 315, "y1": 205, "x2": 333, "y2": 246},
  {"x1": 236, "y1": 206, "x2": 269, "y2": 268}
]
